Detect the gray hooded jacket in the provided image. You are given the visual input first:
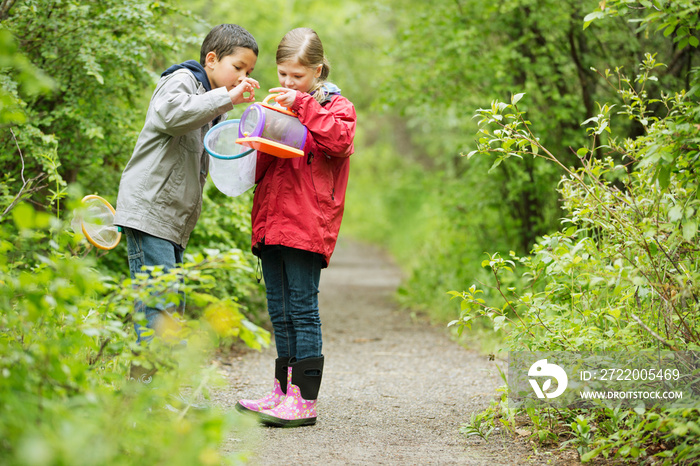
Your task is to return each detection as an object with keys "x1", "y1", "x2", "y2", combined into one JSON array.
[{"x1": 114, "y1": 69, "x2": 233, "y2": 248}]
